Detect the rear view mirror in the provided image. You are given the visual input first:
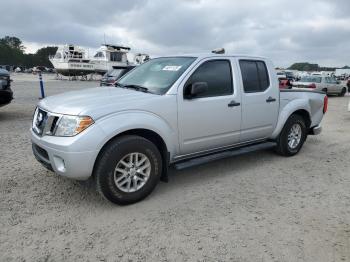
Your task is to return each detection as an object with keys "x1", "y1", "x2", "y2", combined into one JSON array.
[{"x1": 184, "y1": 82, "x2": 208, "y2": 99}]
